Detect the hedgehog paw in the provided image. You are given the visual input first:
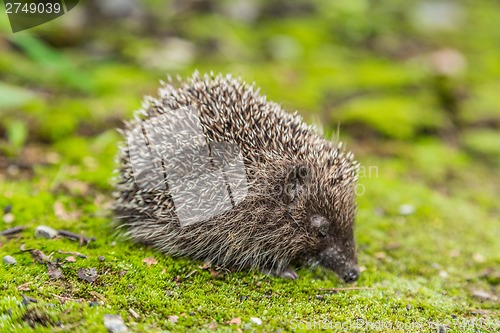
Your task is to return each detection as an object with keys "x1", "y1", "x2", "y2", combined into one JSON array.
[
  {"x1": 262, "y1": 267, "x2": 299, "y2": 280},
  {"x1": 279, "y1": 267, "x2": 299, "y2": 280}
]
